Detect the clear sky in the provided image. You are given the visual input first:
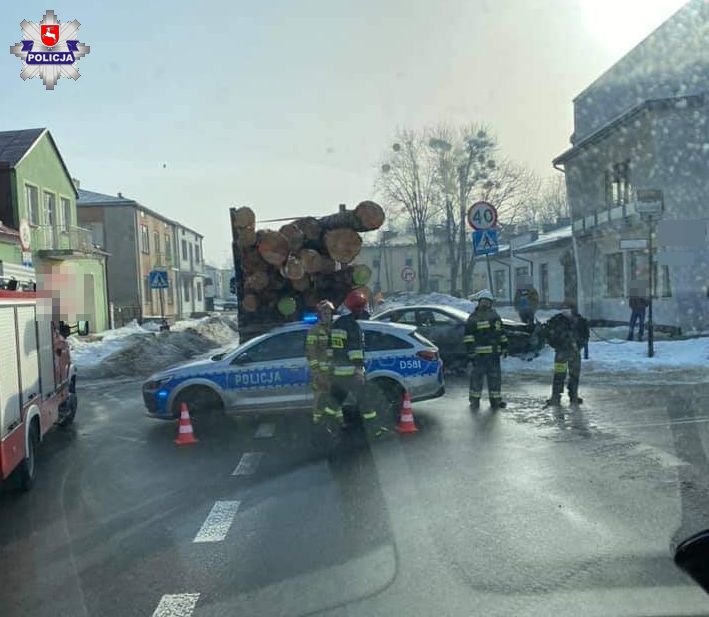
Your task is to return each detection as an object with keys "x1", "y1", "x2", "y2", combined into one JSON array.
[{"x1": 1, "y1": 0, "x2": 687, "y2": 266}]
